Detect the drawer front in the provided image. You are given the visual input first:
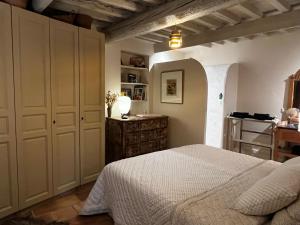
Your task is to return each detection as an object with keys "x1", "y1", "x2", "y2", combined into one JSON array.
[
  {"x1": 140, "y1": 119, "x2": 161, "y2": 131},
  {"x1": 141, "y1": 141, "x2": 160, "y2": 154},
  {"x1": 278, "y1": 129, "x2": 300, "y2": 143},
  {"x1": 124, "y1": 122, "x2": 140, "y2": 133},
  {"x1": 160, "y1": 118, "x2": 168, "y2": 128},
  {"x1": 160, "y1": 138, "x2": 167, "y2": 149},
  {"x1": 125, "y1": 132, "x2": 140, "y2": 145},
  {"x1": 141, "y1": 130, "x2": 160, "y2": 142},
  {"x1": 159, "y1": 128, "x2": 167, "y2": 138},
  {"x1": 125, "y1": 145, "x2": 140, "y2": 158}
]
